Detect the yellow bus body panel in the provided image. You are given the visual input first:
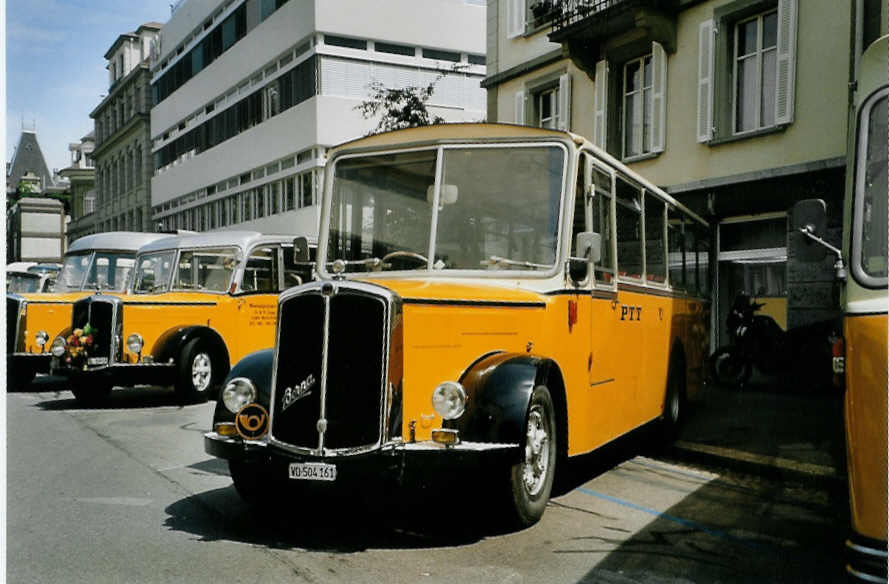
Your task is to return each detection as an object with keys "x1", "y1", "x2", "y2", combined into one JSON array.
[
  {"x1": 18, "y1": 292, "x2": 96, "y2": 353},
  {"x1": 844, "y1": 312, "x2": 888, "y2": 542},
  {"x1": 370, "y1": 279, "x2": 708, "y2": 454},
  {"x1": 118, "y1": 292, "x2": 279, "y2": 367}
]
